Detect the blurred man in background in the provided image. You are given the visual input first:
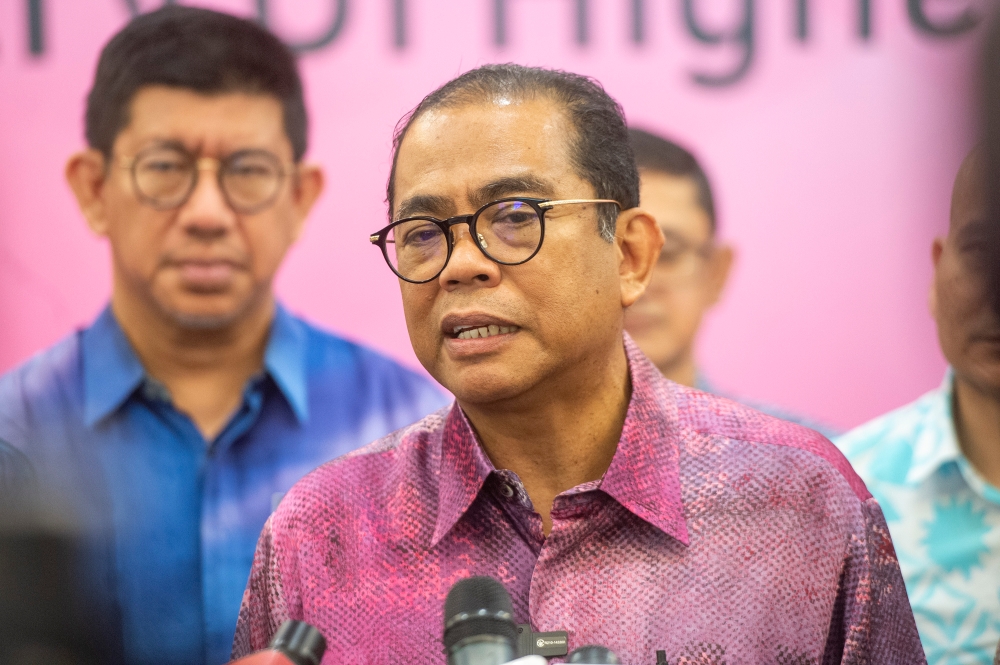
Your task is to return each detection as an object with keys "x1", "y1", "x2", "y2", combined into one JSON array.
[
  {"x1": 836, "y1": 149, "x2": 1000, "y2": 663},
  {"x1": 624, "y1": 128, "x2": 836, "y2": 436},
  {"x1": 0, "y1": 7, "x2": 447, "y2": 665}
]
